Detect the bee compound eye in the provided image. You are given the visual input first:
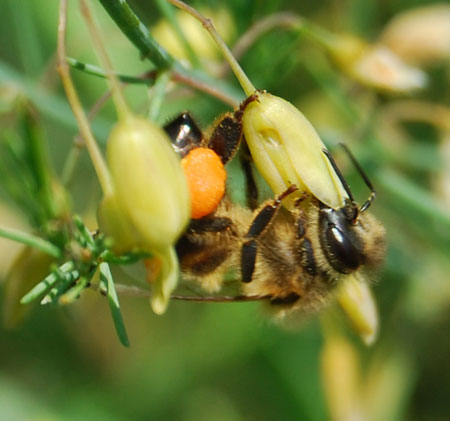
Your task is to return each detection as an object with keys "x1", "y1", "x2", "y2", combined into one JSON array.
[
  {"x1": 325, "y1": 224, "x2": 363, "y2": 273},
  {"x1": 319, "y1": 207, "x2": 364, "y2": 274}
]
